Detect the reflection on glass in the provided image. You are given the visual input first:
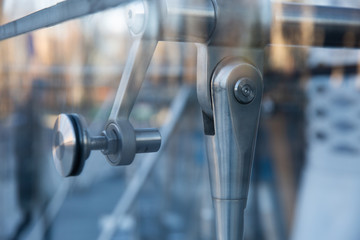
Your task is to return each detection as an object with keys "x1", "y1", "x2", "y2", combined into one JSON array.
[{"x1": 1, "y1": 0, "x2": 360, "y2": 240}]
